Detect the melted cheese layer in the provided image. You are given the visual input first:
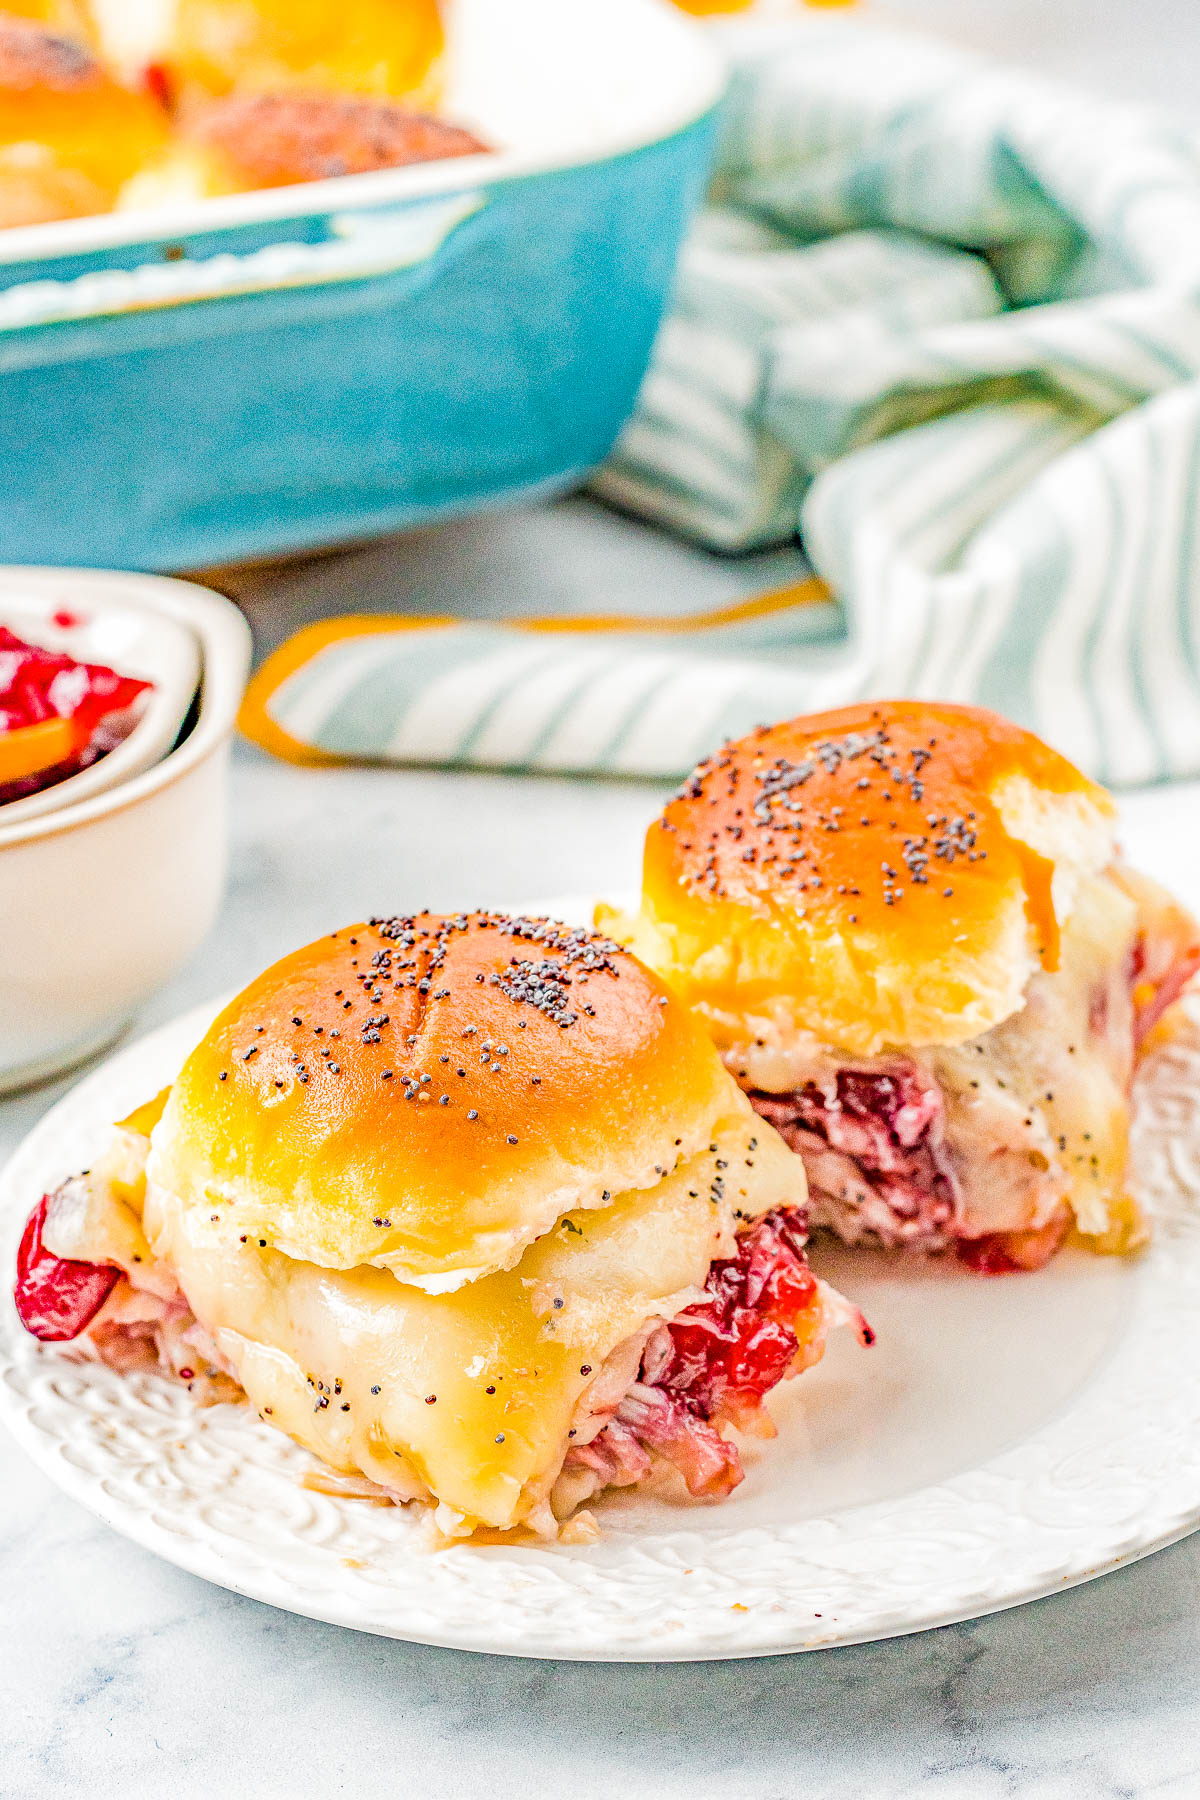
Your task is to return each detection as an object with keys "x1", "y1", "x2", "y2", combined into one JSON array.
[
  {"x1": 142, "y1": 1118, "x2": 804, "y2": 1532},
  {"x1": 931, "y1": 868, "x2": 1139, "y2": 1238}
]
